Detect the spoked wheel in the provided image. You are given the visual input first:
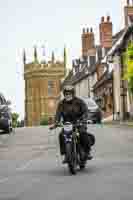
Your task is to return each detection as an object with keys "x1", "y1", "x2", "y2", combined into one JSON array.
[
  {"x1": 66, "y1": 142, "x2": 77, "y2": 175},
  {"x1": 79, "y1": 162, "x2": 85, "y2": 170}
]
